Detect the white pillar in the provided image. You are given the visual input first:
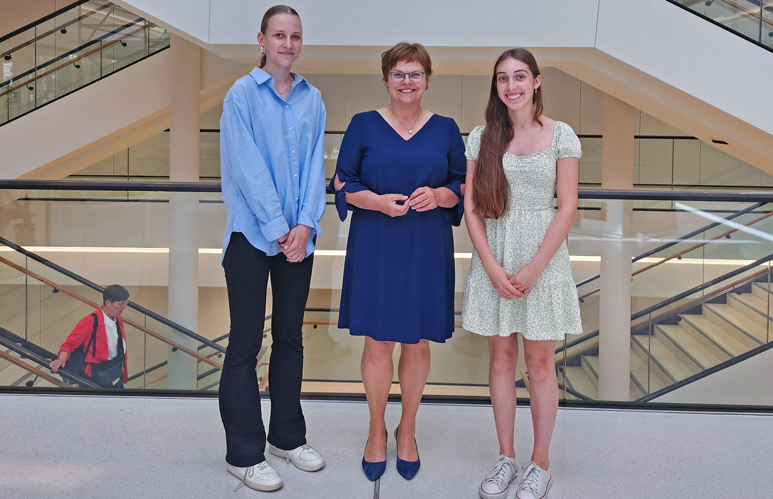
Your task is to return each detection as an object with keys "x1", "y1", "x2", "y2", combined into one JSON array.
[
  {"x1": 167, "y1": 34, "x2": 200, "y2": 390},
  {"x1": 597, "y1": 94, "x2": 635, "y2": 401}
]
